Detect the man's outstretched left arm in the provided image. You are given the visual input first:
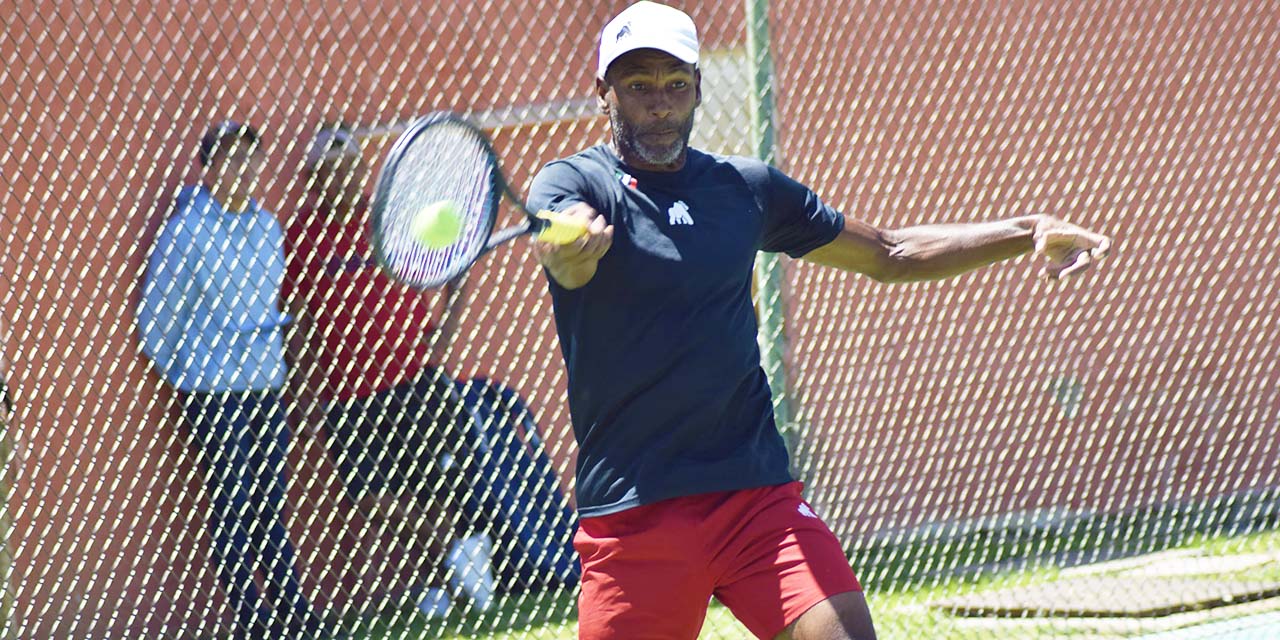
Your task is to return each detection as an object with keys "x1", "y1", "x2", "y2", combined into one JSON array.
[{"x1": 803, "y1": 214, "x2": 1111, "y2": 283}]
